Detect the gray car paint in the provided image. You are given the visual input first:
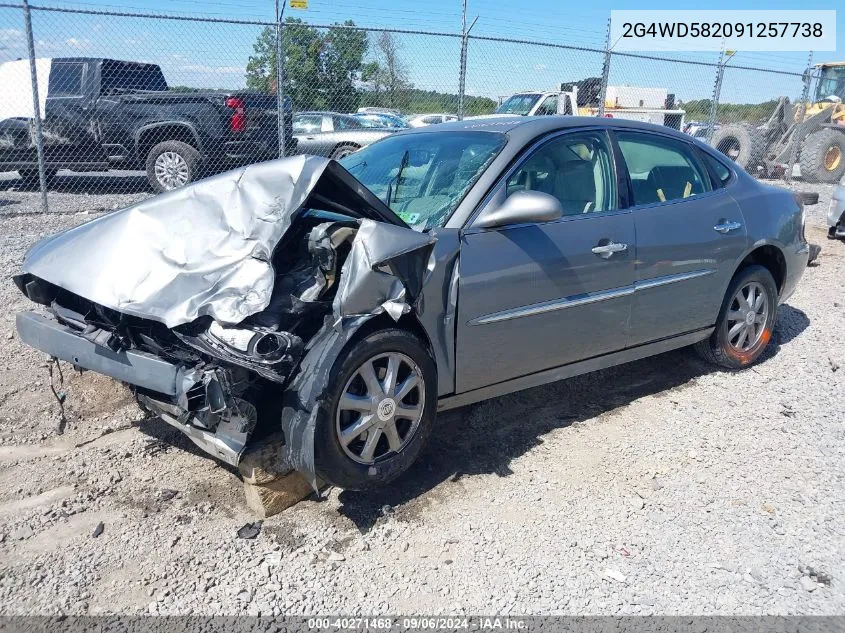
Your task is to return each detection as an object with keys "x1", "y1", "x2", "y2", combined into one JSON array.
[
  {"x1": 390, "y1": 116, "x2": 808, "y2": 401},
  {"x1": 294, "y1": 112, "x2": 393, "y2": 158},
  {"x1": 13, "y1": 115, "x2": 809, "y2": 484}
]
